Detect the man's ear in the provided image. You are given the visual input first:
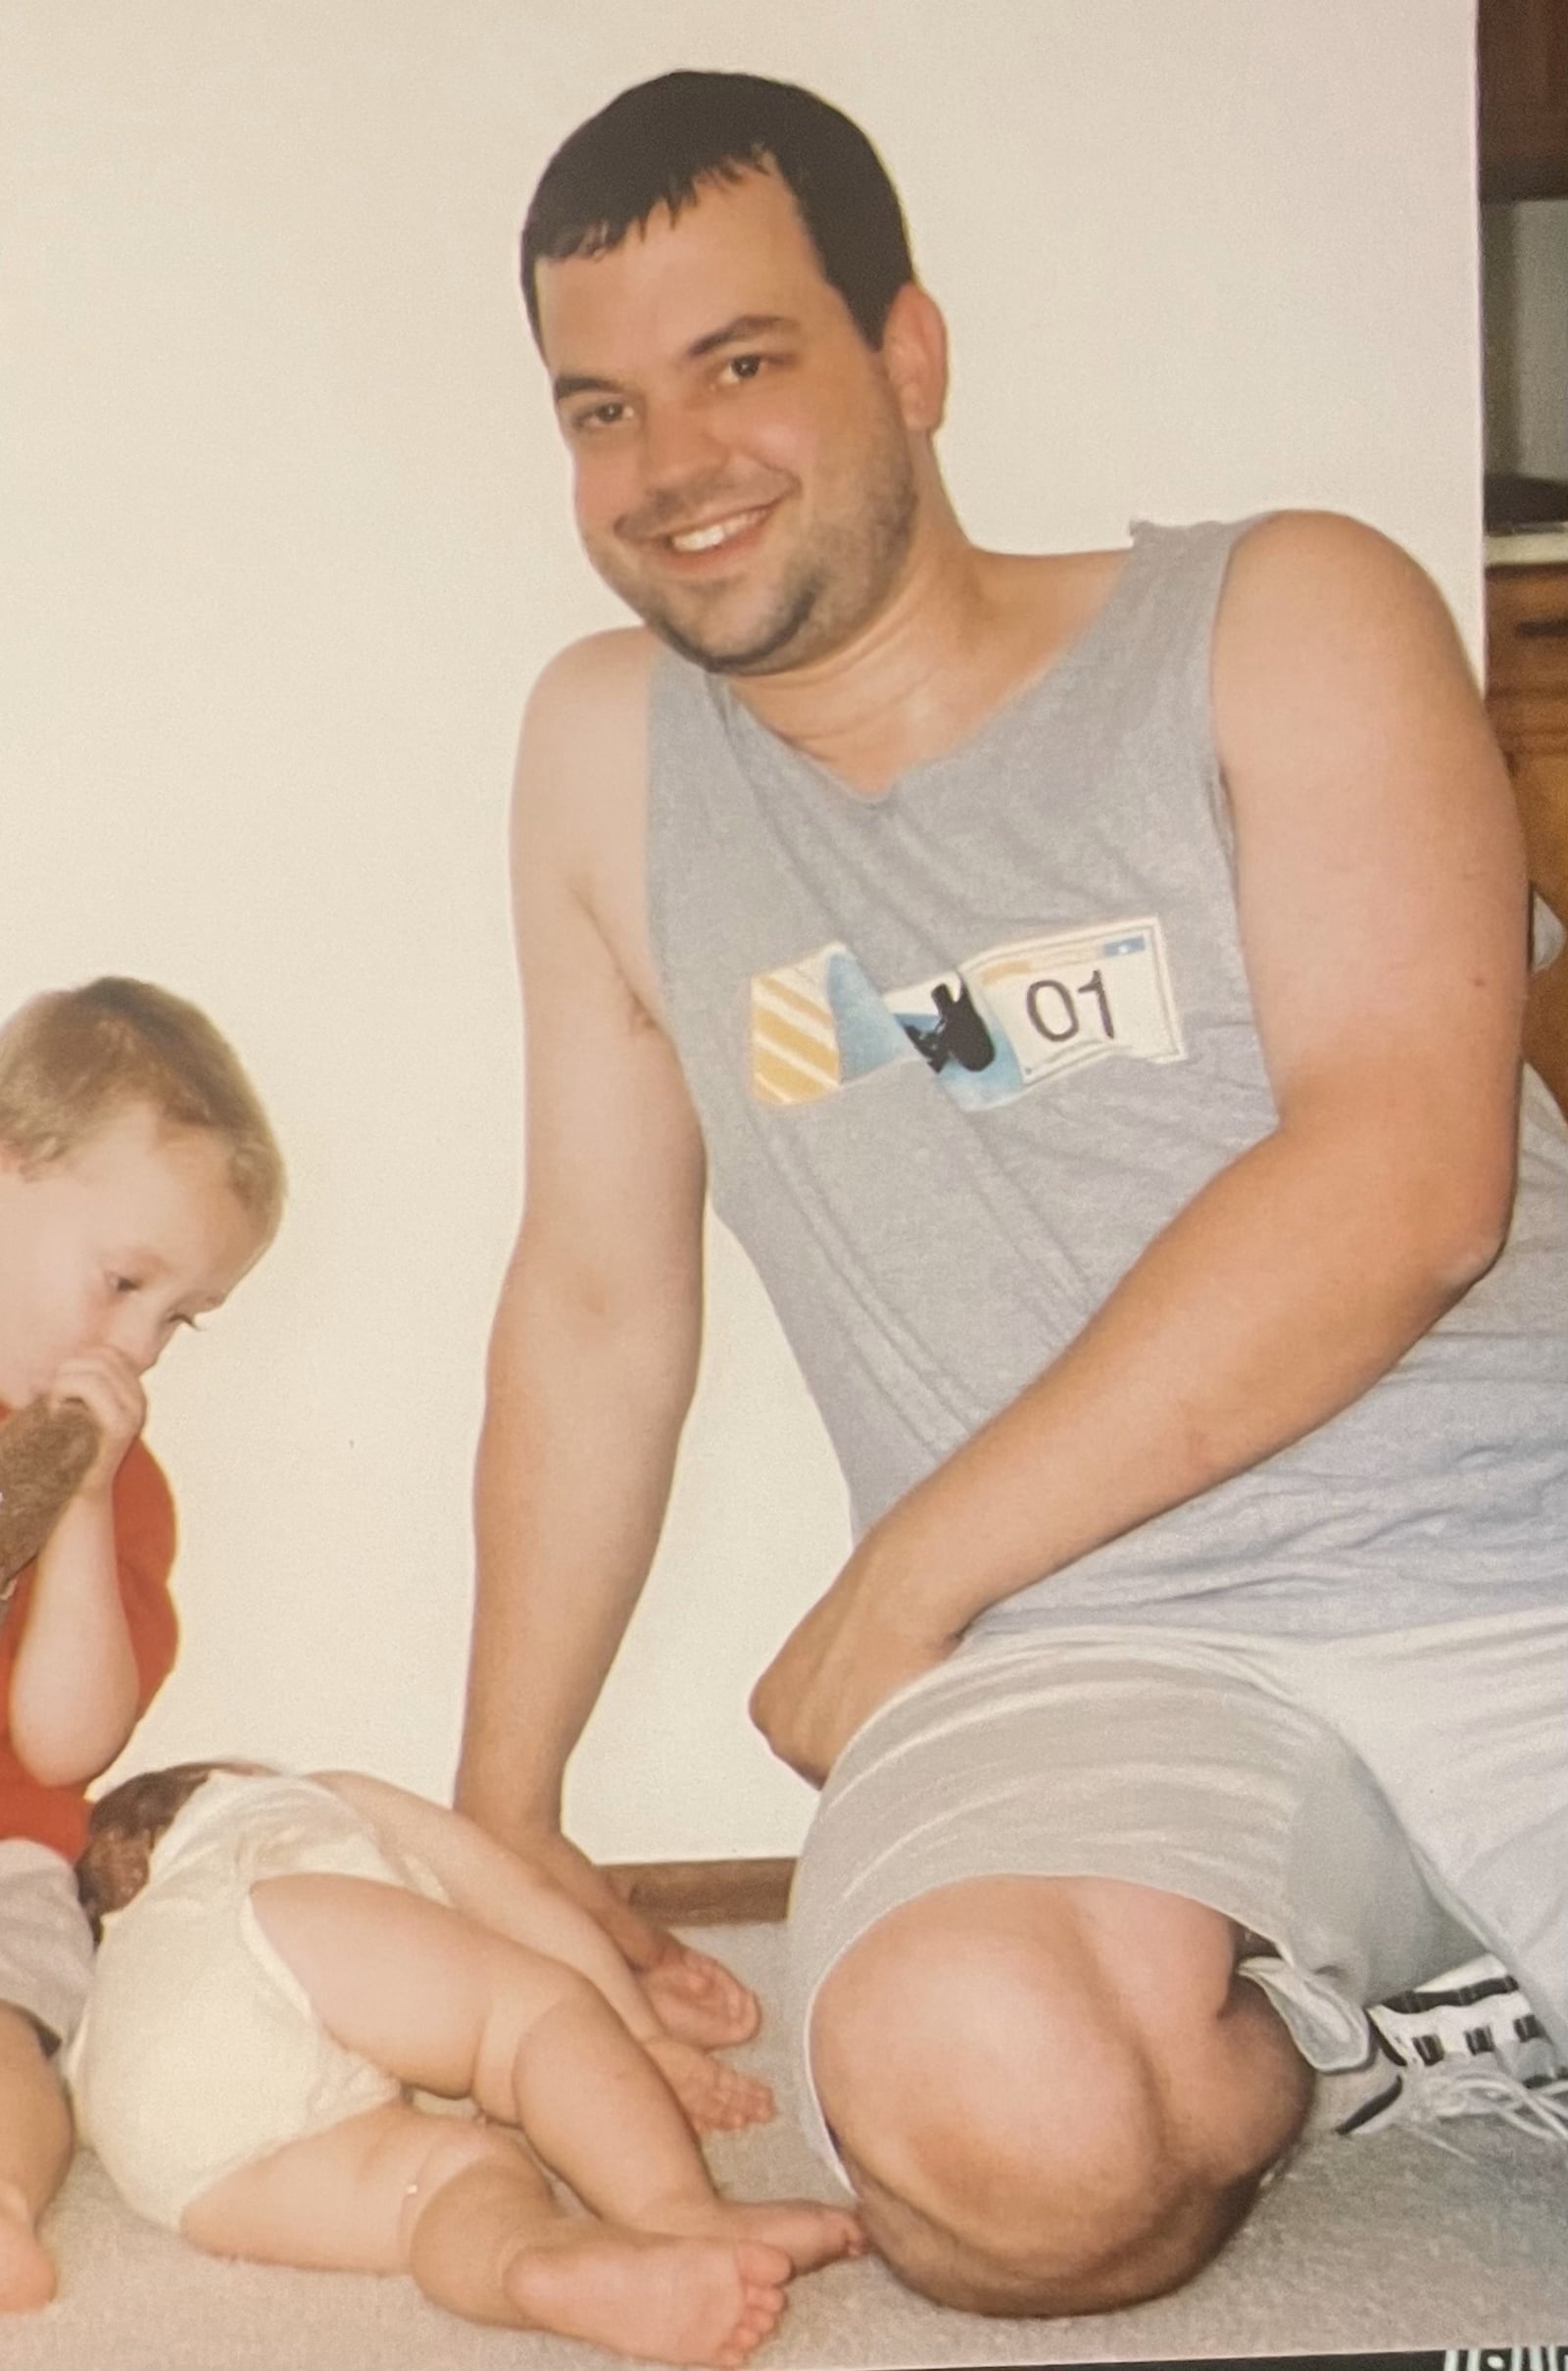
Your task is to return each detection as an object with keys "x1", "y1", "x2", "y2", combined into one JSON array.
[{"x1": 879, "y1": 282, "x2": 949, "y2": 436}]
